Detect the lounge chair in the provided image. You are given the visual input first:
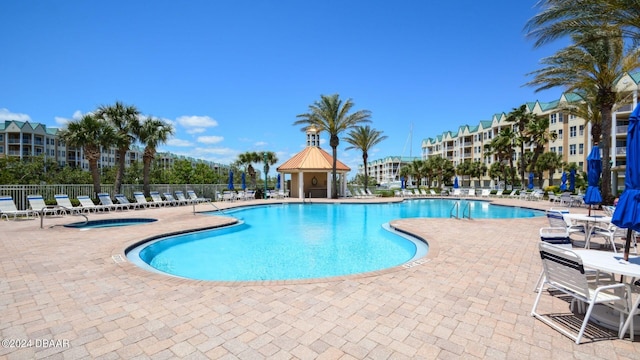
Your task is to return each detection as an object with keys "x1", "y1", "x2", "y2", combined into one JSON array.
[
  {"x1": 175, "y1": 191, "x2": 194, "y2": 205},
  {"x1": 114, "y1": 194, "x2": 138, "y2": 210},
  {"x1": 77, "y1": 195, "x2": 109, "y2": 213},
  {"x1": 54, "y1": 194, "x2": 83, "y2": 215},
  {"x1": 0, "y1": 196, "x2": 36, "y2": 220},
  {"x1": 491, "y1": 189, "x2": 503, "y2": 198},
  {"x1": 480, "y1": 189, "x2": 490, "y2": 198},
  {"x1": 467, "y1": 189, "x2": 476, "y2": 197},
  {"x1": 164, "y1": 192, "x2": 185, "y2": 206},
  {"x1": 187, "y1": 190, "x2": 211, "y2": 203},
  {"x1": 98, "y1": 193, "x2": 127, "y2": 211},
  {"x1": 546, "y1": 210, "x2": 587, "y2": 240},
  {"x1": 28, "y1": 194, "x2": 61, "y2": 217},
  {"x1": 429, "y1": 189, "x2": 437, "y2": 196},
  {"x1": 366, "y1": 189, "x2": 382, "y2": 198},
  {"x1": 531, "y1": 241, "x2": 629, "y2": 344},
  {"x1": 133, "y1": 192, "x2": 152, "y2": 208},
  {"x1": 505, "y1": 190, "x2": 517, "y2": 198},
  {"x1": 150, "y1": 191, "x2": 171, "y2": 207},
  {"x1": 452, "y1": 188, "x2": 462, "y2": 197}
]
